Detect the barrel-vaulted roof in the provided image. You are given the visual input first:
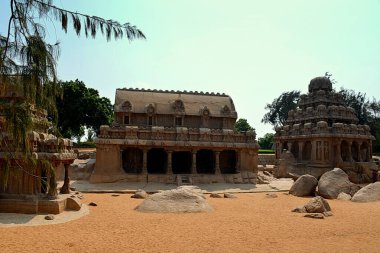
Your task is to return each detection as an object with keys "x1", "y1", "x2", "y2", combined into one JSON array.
[{"x1": 114, "y1": 88, "x2": 237, "y2": 118}]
